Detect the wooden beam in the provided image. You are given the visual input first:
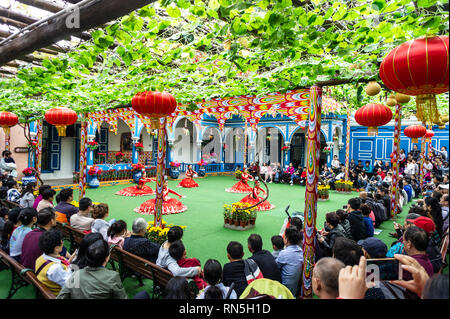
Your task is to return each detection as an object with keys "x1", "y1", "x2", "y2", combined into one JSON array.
[
  {"x1": 0, "y1": 0, "x2": 157, "y2": 65},
  {"x1": 0, "y1": 29, "x2": 67, "y2": 53},
  {"x1": 0, "y1": 16, "x2": 28, "y2": 29},
  {"x1": 0, "y1": 7, "x2": 36, "y2": 24},
  {"x1": 15, "y1": 0, "x2": 63, "y2": 13}
]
